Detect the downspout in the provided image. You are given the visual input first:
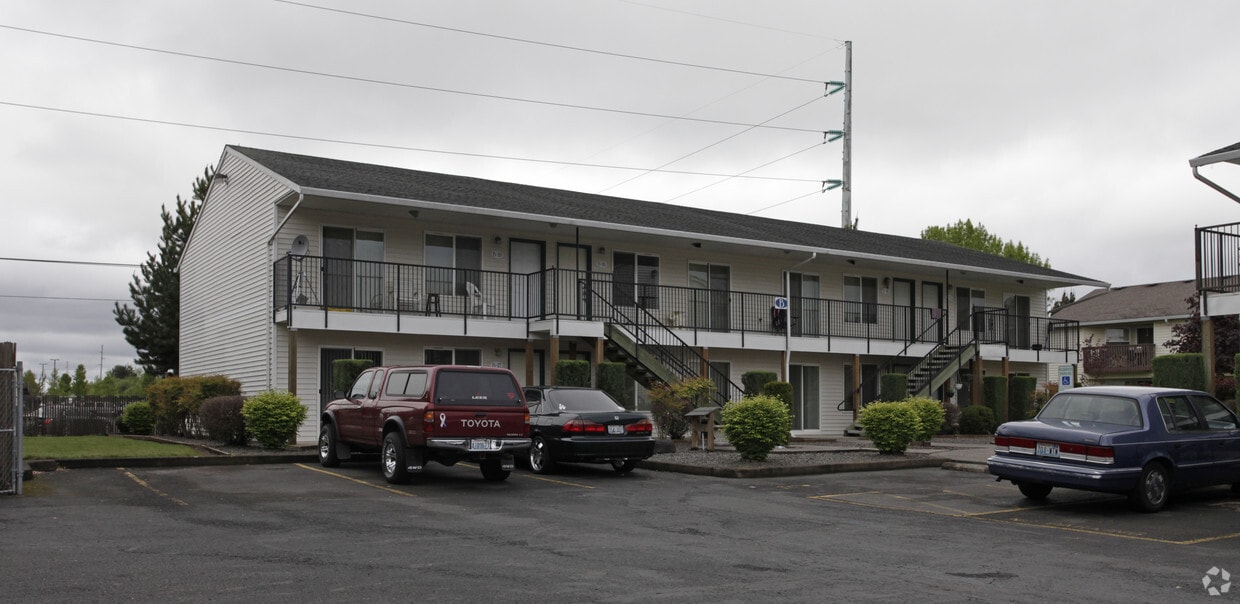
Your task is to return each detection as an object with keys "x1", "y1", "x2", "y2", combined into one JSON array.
[
  {"x1": 266, "y1": 191, "x2": 305, "y2": 246},
  {"x1": 1193, "y1": 165, "x2": 1240, "y2": 205},
  {"x1": 783, "y1": 252, "x2": 818, "y2": 382}
]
